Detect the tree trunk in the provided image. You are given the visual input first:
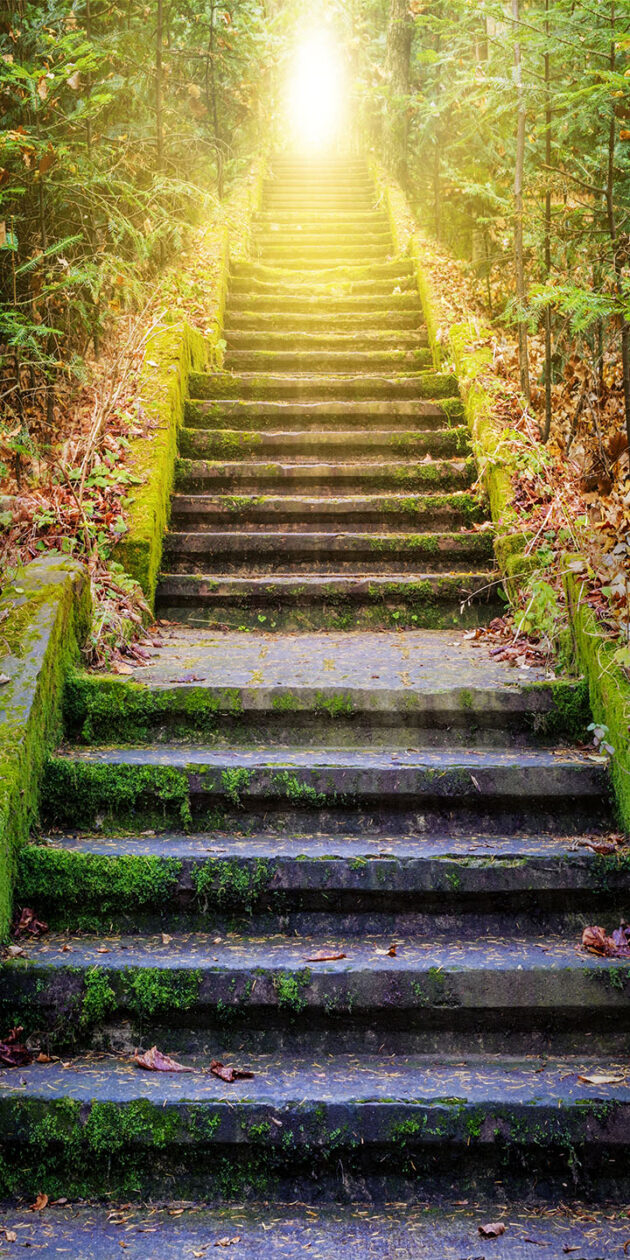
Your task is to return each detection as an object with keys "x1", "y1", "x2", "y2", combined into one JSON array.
[
  {"x1": 542, "y1": 0, "x2": 552, "y2": 440},
  {"x1": 604, "y1": 3, "x2": 630, "y2": 453},
  {"x1": 512, "y1": 0, "x2": 530, "y2": 402},
  {"x1": 386, "y1": 0, "x2": 413, "y2": 185}
]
